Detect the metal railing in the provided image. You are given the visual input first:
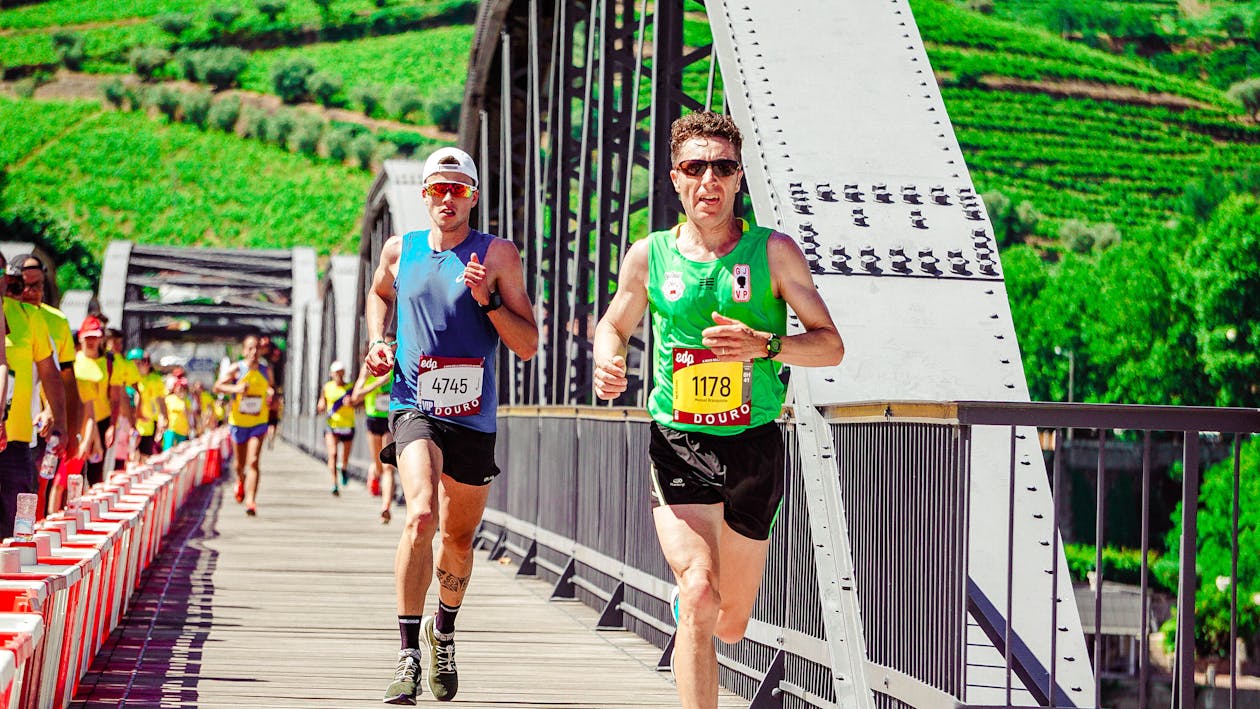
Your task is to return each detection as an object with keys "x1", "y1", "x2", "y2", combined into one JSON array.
[{"x1": 284, "y1": 400, "x2": 1259, "y2": 708}]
